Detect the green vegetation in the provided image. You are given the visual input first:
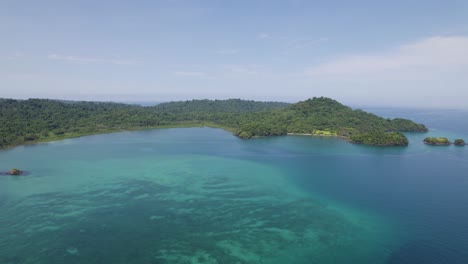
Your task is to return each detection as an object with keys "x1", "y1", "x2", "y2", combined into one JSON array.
[
  {"x1": 454, "y1": 139, "x2": 465, "y2": 146},
  {"x1": 0, "y1": 97, "x2": 427, "y2": 148},
  {"x1": 234, "y1": 97, "x2": 426, "y2": 146},
  {"x1": 350, "y1": 132, "x2": 409, "y2": 146},
  {"x1": 423, "y1": 137, "x2": 451, "y2": 146}
]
